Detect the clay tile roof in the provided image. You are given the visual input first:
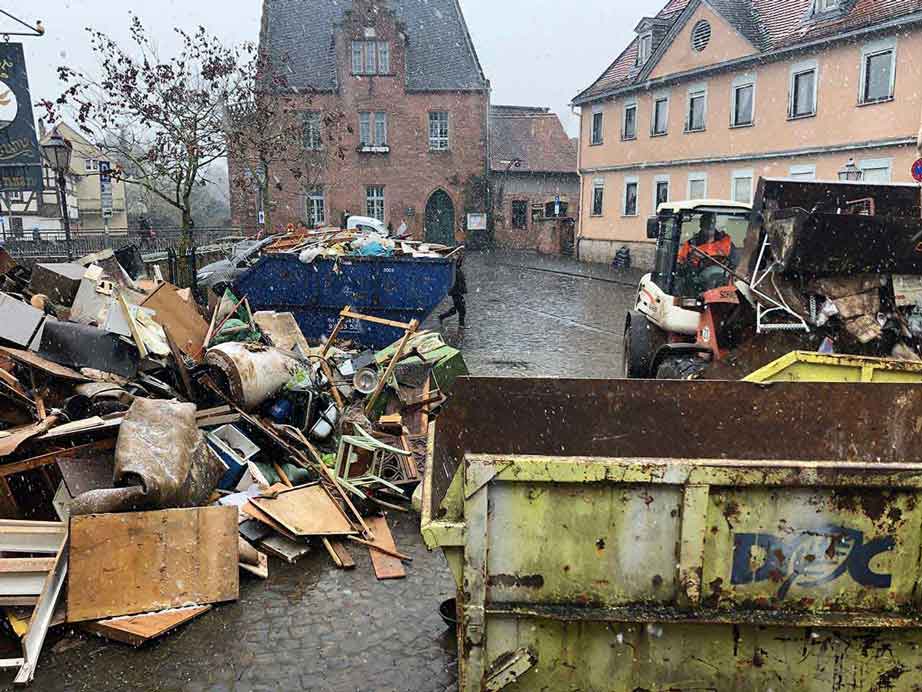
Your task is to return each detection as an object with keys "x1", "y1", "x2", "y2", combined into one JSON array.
[
  {"x1": 573, "y1": 0, "x2": 922, "y2": 104},
  {"x1": 489, "y1": 106, "x2": 578, "y2": 174},
  {"x1": 262, "y1": 0, "x2": 487, "y2": 92}
]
